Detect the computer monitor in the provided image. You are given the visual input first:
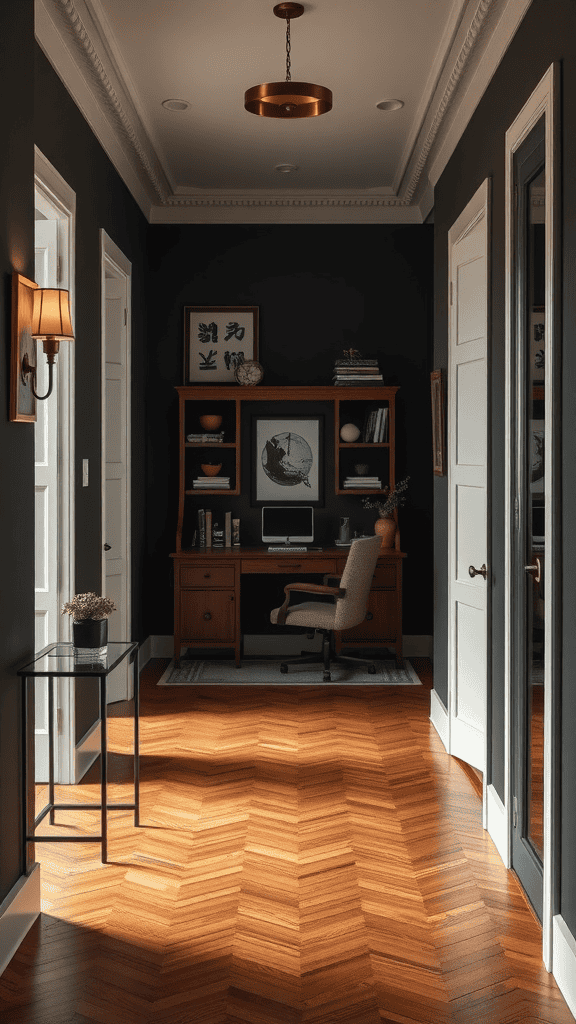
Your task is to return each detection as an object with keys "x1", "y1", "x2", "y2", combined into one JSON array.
[{"x1": 261, "y1": 506, "x2": 314, "y2": 545}]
